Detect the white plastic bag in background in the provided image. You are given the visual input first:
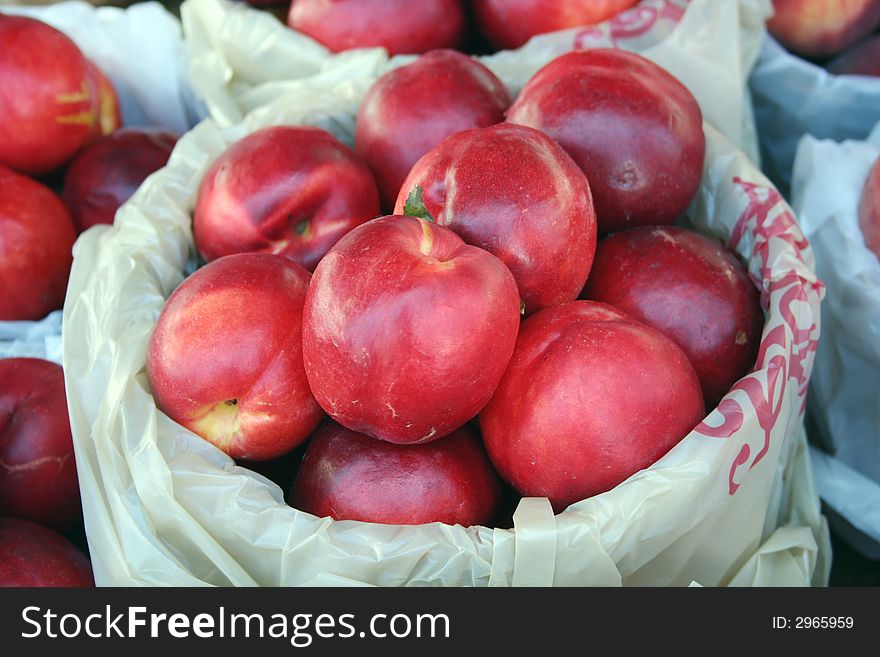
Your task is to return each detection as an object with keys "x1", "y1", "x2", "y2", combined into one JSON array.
[
  {"x1": 0, "y1": 0, "x2": 202, "y2": 362},
  {"x1": 790, "y1": 123, "x2": 880, "y2": 558},
  {"x1": 750, "y1": 35, "x2": 880, "y2": 199},
  {"x1": 61, "y1": 0, "x2": 829, "y2": 587},
  {"x1": 181, "y1": 0, "x2": 768, "y2": 165},
  {"x1": 0, "y1": 312, "x2": 62, "y2": 363}
]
